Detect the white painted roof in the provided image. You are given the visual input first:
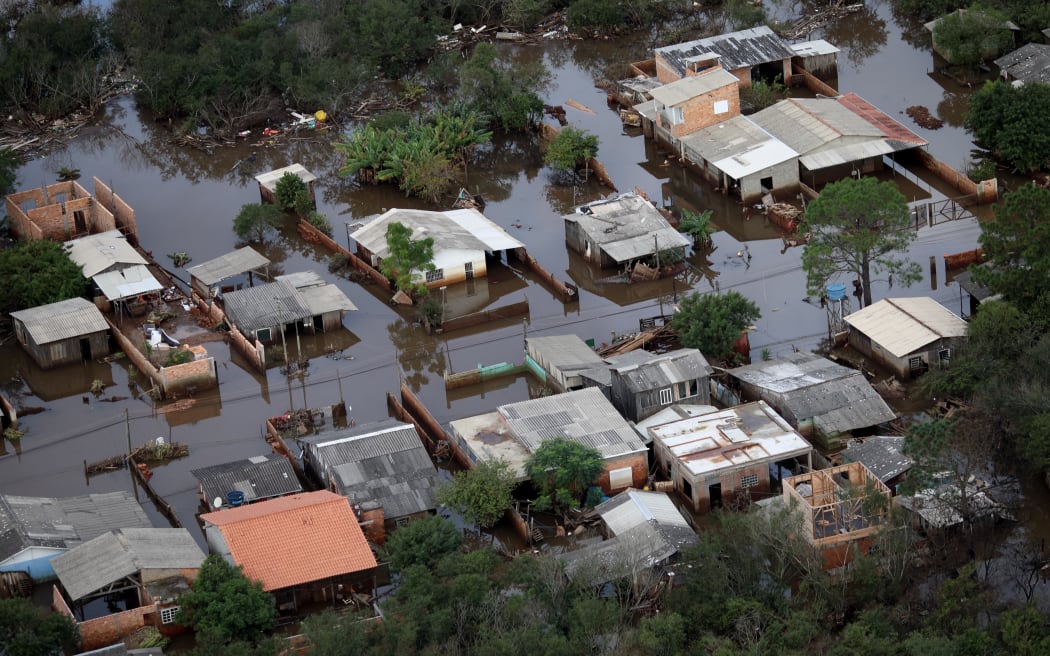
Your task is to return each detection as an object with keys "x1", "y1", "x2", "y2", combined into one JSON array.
[
  {"x1": 65, "y1": 230, "x2": 146, "y2": 277},
  {"x1": 844, "y1": 297, "x2": 968, "y2": 358},
  {"x1": 681, "y1": 114, "x2": 798, "y2": 179},
  {"x1": 351, "y1": 208, "x2": 523, "y2": 259},
  {"x1": 600, "y1": 489, "x2": 692, "y2": 535},
  {"x1": 648, "y1": 401, "x2": 812, "y2": 478},
  {"x1": 93, "y1": 264, "x2": 162, "y2": 301},
  {"x1": 791, "y1": 40, "x2": 840, "y2": 57},
  {"x1": 254, "y1": 163, "x2": 317, "y2": 191}
]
